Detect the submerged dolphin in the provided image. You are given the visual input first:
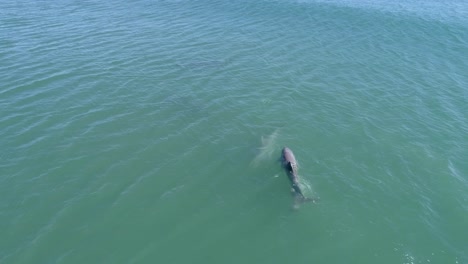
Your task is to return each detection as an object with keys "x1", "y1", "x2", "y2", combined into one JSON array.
[{"x1": 281, "y1": 147, "x2": 316, "y2": 205}]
